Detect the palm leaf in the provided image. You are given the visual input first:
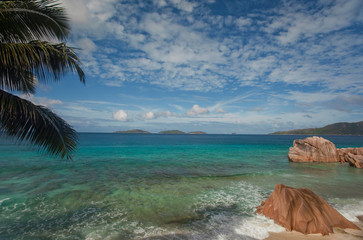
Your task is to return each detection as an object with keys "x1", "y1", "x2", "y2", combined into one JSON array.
[
  {"x1": 0, "y1": 0, "x2": 85, "y2": 159},
  {"x1": 0, "y1": 65, "x2": 35, "y2": 93},
  {"x1": 0, "y1": 40, "x2": 85, "y2": 91},
  {"x1": 0, "y1": 89, "x2": 77, "y2": 159},
  {"x1": 0, "y1": 0, "x2": 69, "y2": 42}
]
